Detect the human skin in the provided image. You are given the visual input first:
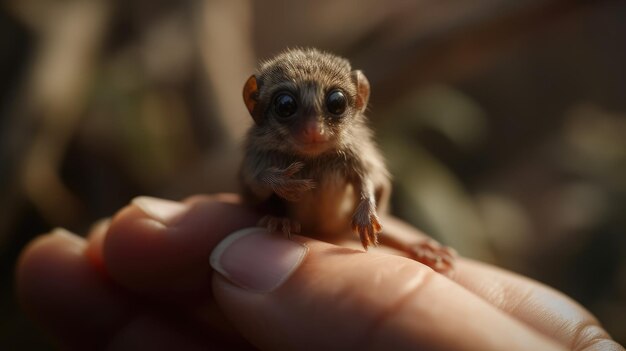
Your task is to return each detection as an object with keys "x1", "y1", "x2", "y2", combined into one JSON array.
[{"x1": 15, "y1": 194, "x2": 624, "y2": 350}]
